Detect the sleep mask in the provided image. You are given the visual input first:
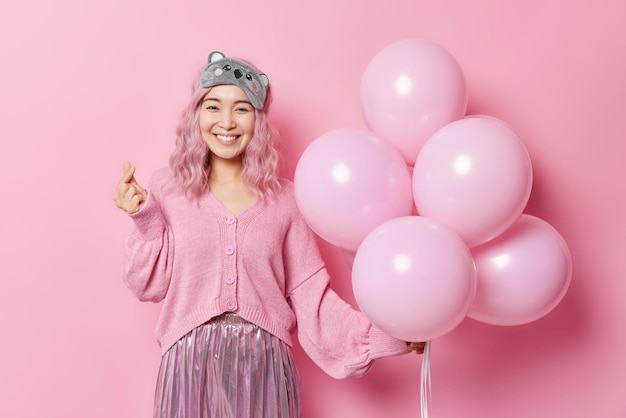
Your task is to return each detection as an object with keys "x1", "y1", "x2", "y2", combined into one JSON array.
[{"x1": 199, "y1": 51, "x2": 269, "y2": 110}]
